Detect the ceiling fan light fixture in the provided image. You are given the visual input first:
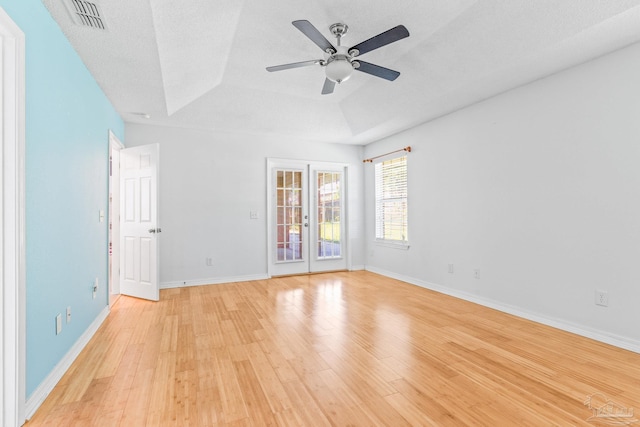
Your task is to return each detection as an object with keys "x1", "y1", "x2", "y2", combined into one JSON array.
[{"x1": 325, "y1": 57, "x2": 354, "y2": 83}]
